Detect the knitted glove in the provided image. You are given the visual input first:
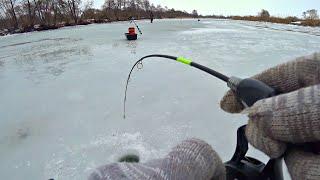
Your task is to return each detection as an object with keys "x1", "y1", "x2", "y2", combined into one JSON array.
[
  {"x1": 88, "y1": 139, "x2": 225, "y2": 180},
  {"x1": 220, "y1": 53, "x2": 320, "y2": 180}
]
